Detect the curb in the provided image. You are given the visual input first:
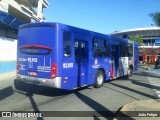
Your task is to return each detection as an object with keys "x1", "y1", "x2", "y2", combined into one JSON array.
[
  {"x1": 113, "y1": 101, "x2": 137, "y2": 120},
  {"x1": 114, "y1": 99, "x2": 160, "y2": 119}
]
